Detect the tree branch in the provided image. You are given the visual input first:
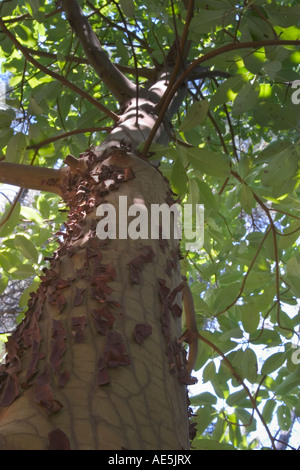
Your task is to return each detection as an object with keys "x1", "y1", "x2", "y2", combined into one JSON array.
[
  {"x1": 27, "y1": 126, "x2": 112, "y2": 151},
  {"x1": 61, "y1": 0, "x2": 137, "y2": 104},
  {"x1": 0, "y1": 162, "x2": 67, "y2": 197},
  {"x1": 86, "y1": 0, "x2": 154, "y2": 57},
  {"x1": 142, "y1": 38, "x2": 300, "y2": 155},
  {"x1": 22, "y1": 46, "x2": 156, "y2": 80},
  {"x1": 0, "y1": 18, "x2": 118, "y2": 122}
]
